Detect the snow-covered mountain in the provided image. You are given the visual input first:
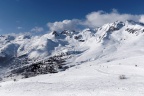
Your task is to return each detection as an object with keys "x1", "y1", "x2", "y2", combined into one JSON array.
[
  {"x1": 1, "y1": 20, "x2": 144, "y2": 77},
  {"x1": 1, "y1": 20, "x2": 144, "y2": 96}
]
